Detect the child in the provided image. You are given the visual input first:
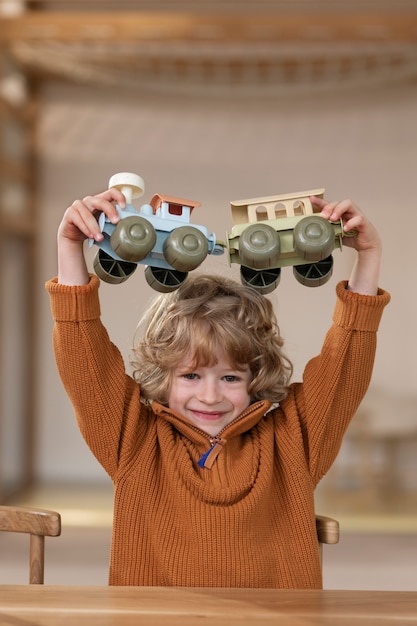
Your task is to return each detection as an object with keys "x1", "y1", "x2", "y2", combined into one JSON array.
[{"x1": 46, "y1": 189, "x2": 390, "y2": 588}]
